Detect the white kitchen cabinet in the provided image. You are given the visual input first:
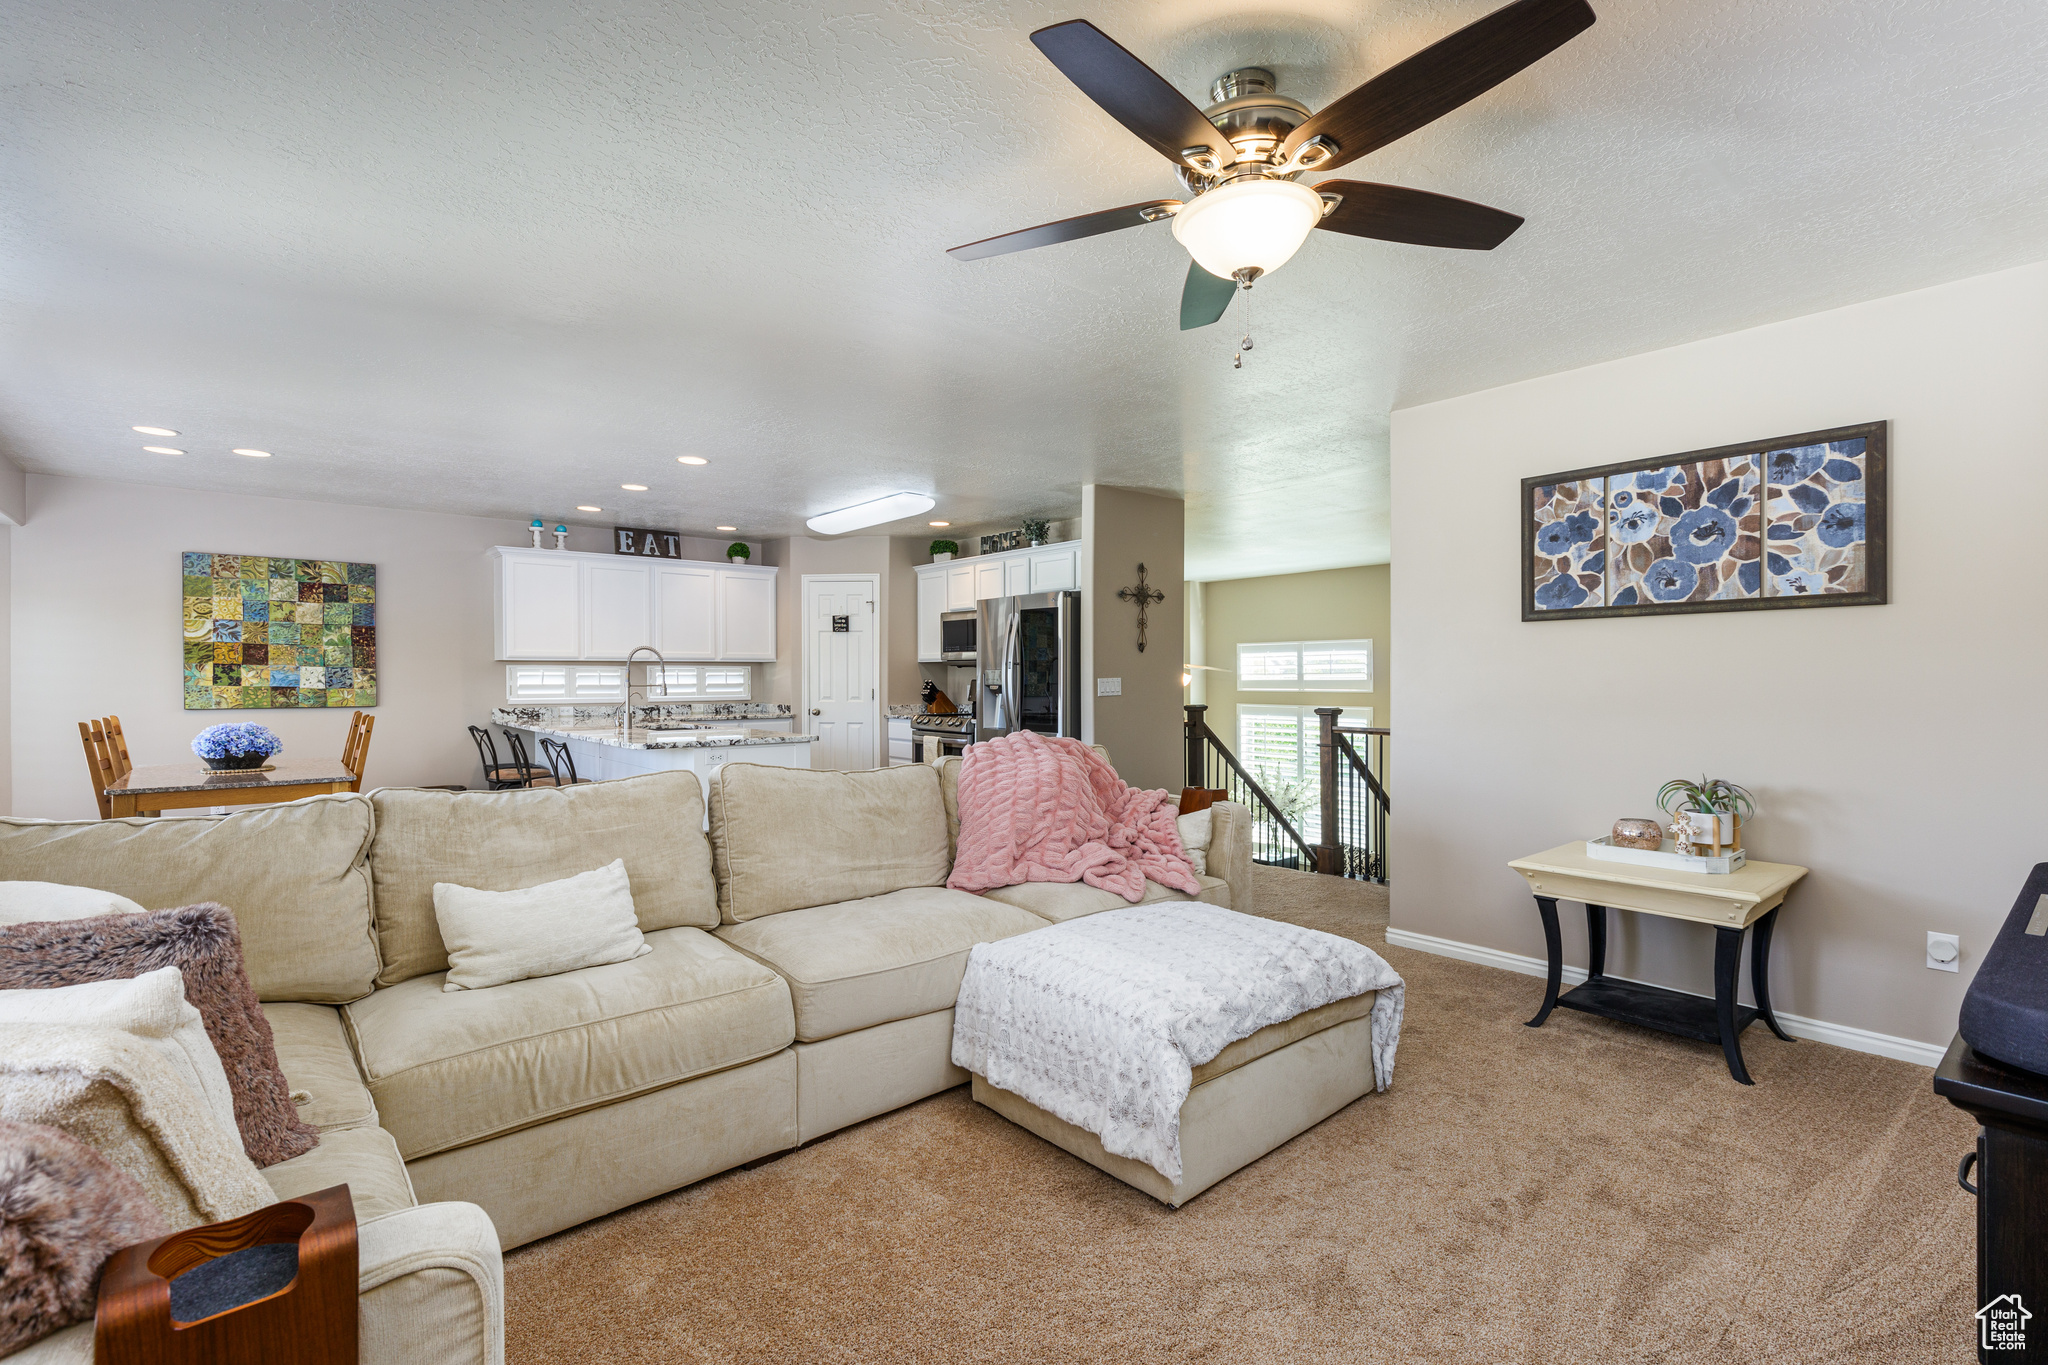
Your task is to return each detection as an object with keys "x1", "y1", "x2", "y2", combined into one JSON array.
[
  {"x1": 652, "y1": 563, "x2": 717, "y2": 659},
  {"x1": 973, "y1": 559, "x2": 1006, "y2": 601},
  {"x1": 582, "y1": 560, "x2": 653, "y2": 660},
  {"x1": 916, "y1": 571, "x2": 945, "y2": 662},
  {"x1": 494, "y1": 551, "x2": 581, "y2": 660},
  {"x1": 715, "y1": 567, "x2": 778, "y2": 660},
  {"x1": 1028, "y1": 546, "x2": 1079, "y2": 593},
  {"x1": 944, "y1": 564, "x2": 975, "y2": 611},
  {"x1": 490, "y1": 548, "x2": 777, "y2": 662},
  {"x1": 887, "y1": 716, "x2": 914, "y2": 766},
  {"x1": 1005, "y1": 557, "x2": 1030, "y2": 596}
]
